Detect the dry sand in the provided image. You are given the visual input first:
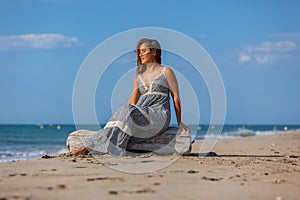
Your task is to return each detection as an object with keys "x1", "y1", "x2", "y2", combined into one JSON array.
[{"x1": 0, "y1": 131, "x2": 299, "y2": 200}]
